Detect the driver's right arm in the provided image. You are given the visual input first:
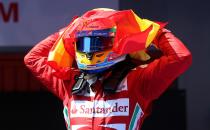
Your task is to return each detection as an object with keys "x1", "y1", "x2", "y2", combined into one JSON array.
[{"x1": 24, "y1": 33, "x2": 71, "y2": 101}]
